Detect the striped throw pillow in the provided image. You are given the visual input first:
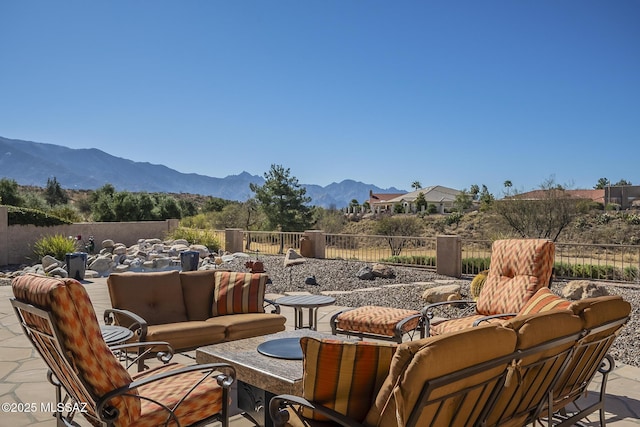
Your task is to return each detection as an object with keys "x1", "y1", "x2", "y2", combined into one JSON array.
[
  {"x1": 518, "y1": 287, "x2": 571, "y2": 315},
  {"x1": 300, "y1": 337, "x2": 397, "y2": 422},
  {"x1": 211, "y1": 271, "x2": 267, "y2": 316}
]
